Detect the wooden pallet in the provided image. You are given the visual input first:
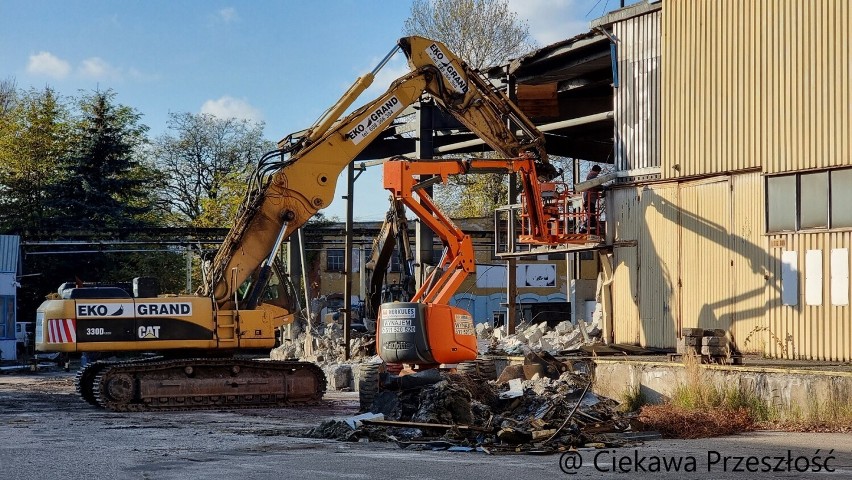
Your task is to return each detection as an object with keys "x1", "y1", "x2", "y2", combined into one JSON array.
[{"x1": 668, "y1": 353, "x2": 743, "y2": 365}]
